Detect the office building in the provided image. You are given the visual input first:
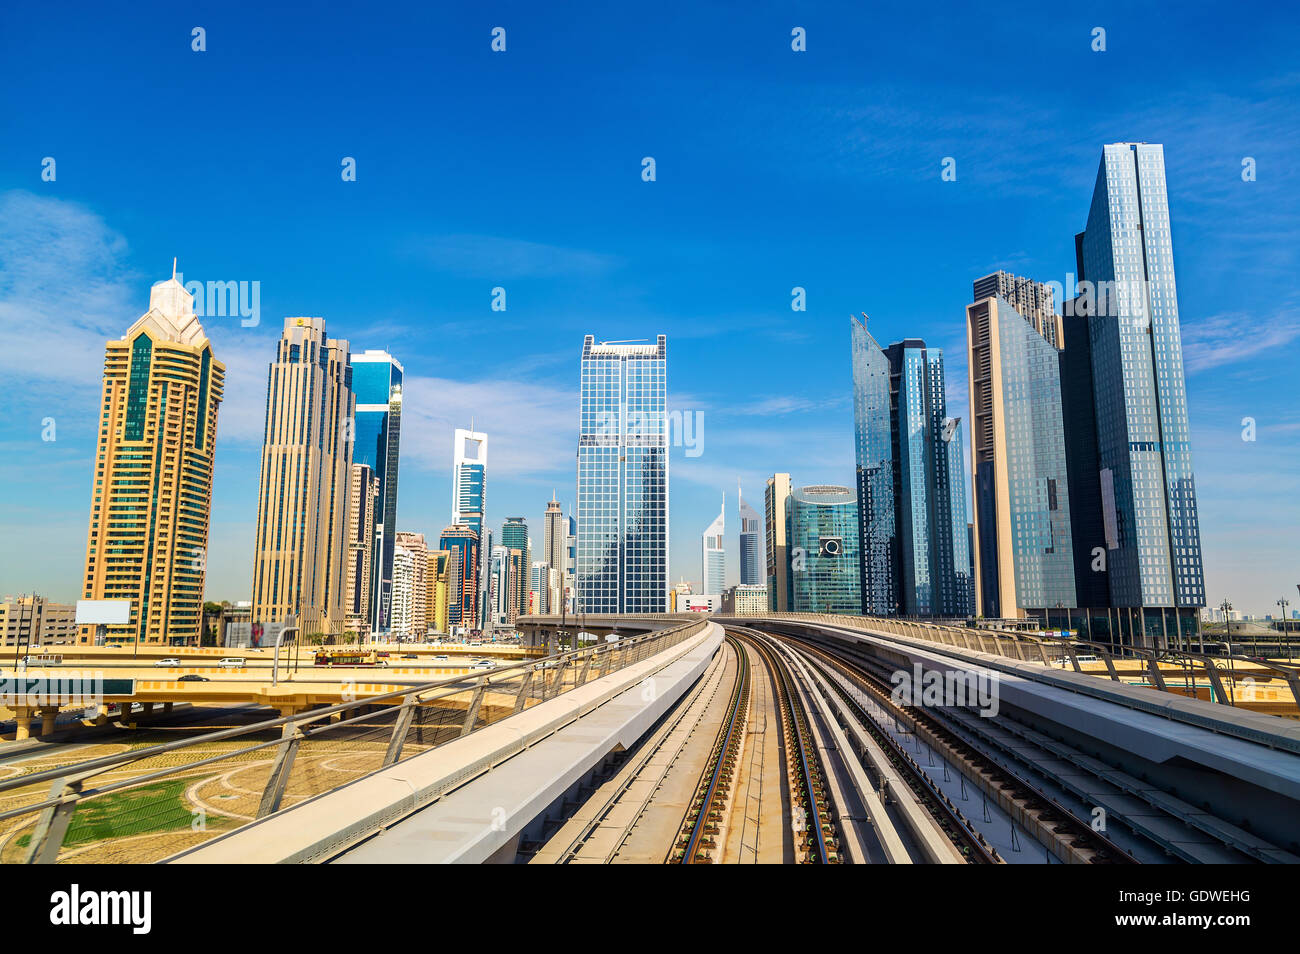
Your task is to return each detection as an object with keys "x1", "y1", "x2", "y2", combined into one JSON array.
[
  {"x1": 1, "y1": 595, "x2": 78, "y2": 648},
  {"x1": 452, "y1": 427, "x2": 488, "y2": 625},
  {"x1": 543, "y1": 493, "x2": 567, "y2": 614},
  {"x1": 1066, "y1": 142, "x2": 1205, "y2": 645},
  {"x1": 394, "y1": 531, "x2": 429, "y2": 638},
  {"x1": 850, "y1": 317, "x2": 897, "y2": 615},
  {"x1": 501, "y1": 517, "x2": 530, "y2": 619},
  {"x1": 251, "y1": 317, "x2": 355, "y2": 638},
  {"x1": 529, "y1": 561, "x2": 554, "y2": 615},
  {"x1": 351, "y1": 350, "x2": 403, "y2": 633},
  {"x1": 576, "y1": 335, "x2": 669, "y2": 613},
  {"x1": 851, "y1": 316, "x2": 972, "y2": 617},
  {"x1": 702, "y1": 495, "x2": 726, "y2": 596},
  {"x1": 438, "y1": 524, "x2": 479, "y2": 631},
  {"x1": 81, "y1": 271, "x2": 225, "y2": 646},
  {"x1": 721, "y1": 583, "x2": 768, "y2": 616},
  {"x1": 973, "y1": 270, "x2": 1063, "y2": 349},
  {"x1": 788, "y1": 485, "x2": 862, "y2": 614},
  {"x1": 428, "y1": 549, "x2": 450, "y2": 636},
  {"x1": 738, "y1": 484, "x2": 762, "y2": 586},
  {"x1": 344, "y1": 463, "x2": 379, "y2": 638},
  {"x1": 391, "y1": 545, "x2": 415, "y2": 638},
  {"x1": 967, "y1": 285, "x2": 1077, "y2": 619},
  {"x1": 764, "y1": 473, "x2": 792, "y2": 611}
]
